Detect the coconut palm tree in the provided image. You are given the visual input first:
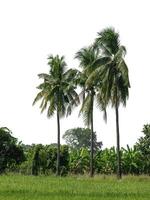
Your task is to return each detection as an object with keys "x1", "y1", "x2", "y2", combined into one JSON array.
[
  {"x1": 93, "y1": 27, "x2": 130, "y2": 179},
  {"x1": 33, "y1": 55, "x2": 79, "y2": 176},
  {"x1": 75, "y1": 46, "x2": 106, "y2": 177}
]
